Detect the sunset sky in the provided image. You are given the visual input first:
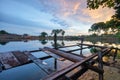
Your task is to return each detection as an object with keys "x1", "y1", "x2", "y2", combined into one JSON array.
[{"x1": 0, "y1": 0, "x2": 115, "y2": 36}]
